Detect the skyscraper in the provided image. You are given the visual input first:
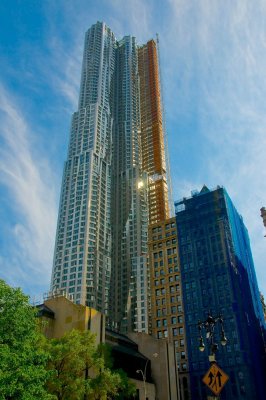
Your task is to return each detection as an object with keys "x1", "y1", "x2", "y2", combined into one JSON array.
[
  {"x1": 138, "y1": 40, "x2": 170, "y2": 224},
  {"x1": 175, "y1": 186, "x2": 266, "y2": 400},
  {"x1": 50, "y1": 22, "x2": 169, "y2": 334}
]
